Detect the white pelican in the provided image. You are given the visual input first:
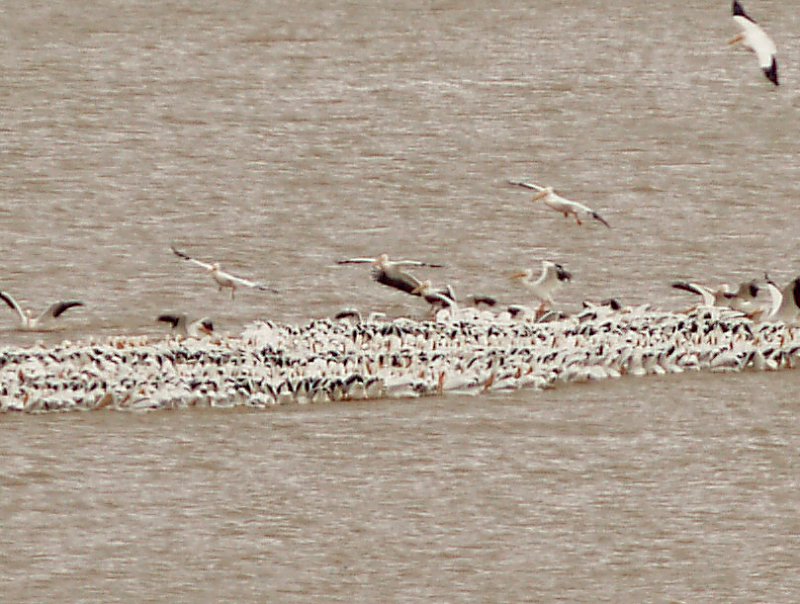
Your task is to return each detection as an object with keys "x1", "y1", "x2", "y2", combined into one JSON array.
[
  {"x1": 0, "y1": 290, "x2": 84, "y2": 330},
  {"x1": 338, "y1": 253, "x2": 443, "y2": 296},
  {"x1": 729, "y1": 1, "x2": 778, "y2": 86},
  {"x1": 672, "y1": 280, "x2": 760, "y2": 313},
  {"x1": 157, "y1": 313, "x2": 214, "y2": 337},
  {"x1": 171, "y1": 245, "x2": 278, "y2": 299},
  {"x1": 508, "y1": 180, "x2": 610, "y2": 228},
  {"x1": 510, "y1": 260, "x2": 572, "y2": 315}
]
